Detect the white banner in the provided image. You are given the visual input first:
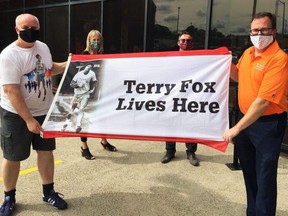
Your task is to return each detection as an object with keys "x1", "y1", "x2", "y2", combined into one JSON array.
[{"x1": 42, "y1": 48, "x2": 231, "y2": 151}]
